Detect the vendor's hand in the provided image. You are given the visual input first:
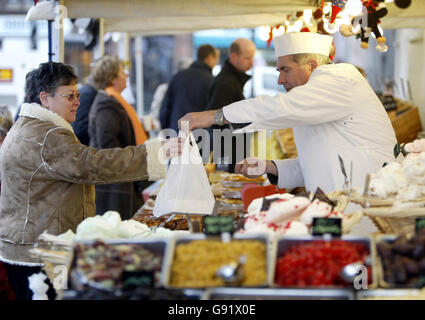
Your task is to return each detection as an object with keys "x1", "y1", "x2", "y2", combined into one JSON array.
[
  {"x1": 162, "y1": 137, "x2": 183, "y2": 159},
  {"x1": 235, "y1": 158, "x2": 277, "y2": 178},
  {"x1": 178, "y1": 110, "x2": 217, "y2": 134}
]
